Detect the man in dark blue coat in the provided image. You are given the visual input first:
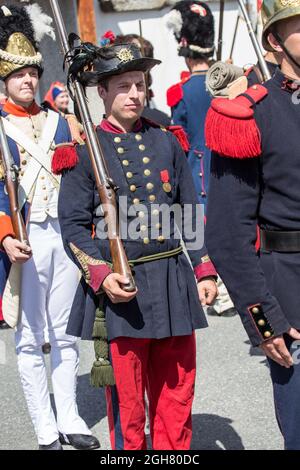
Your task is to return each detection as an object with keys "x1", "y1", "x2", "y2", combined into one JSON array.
[
  {"x1": 205, "y1": 0, "x2": 300, "y2": 450},
  {"x1": 58, "y1": 42, "x2": 217, "y2": 450},
  {"x1": 165, "y1": 1, "x2": 214, "y2": 210},
  {"x1": 165, "y1": 1, "x2": 235, "y2": 317}
]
